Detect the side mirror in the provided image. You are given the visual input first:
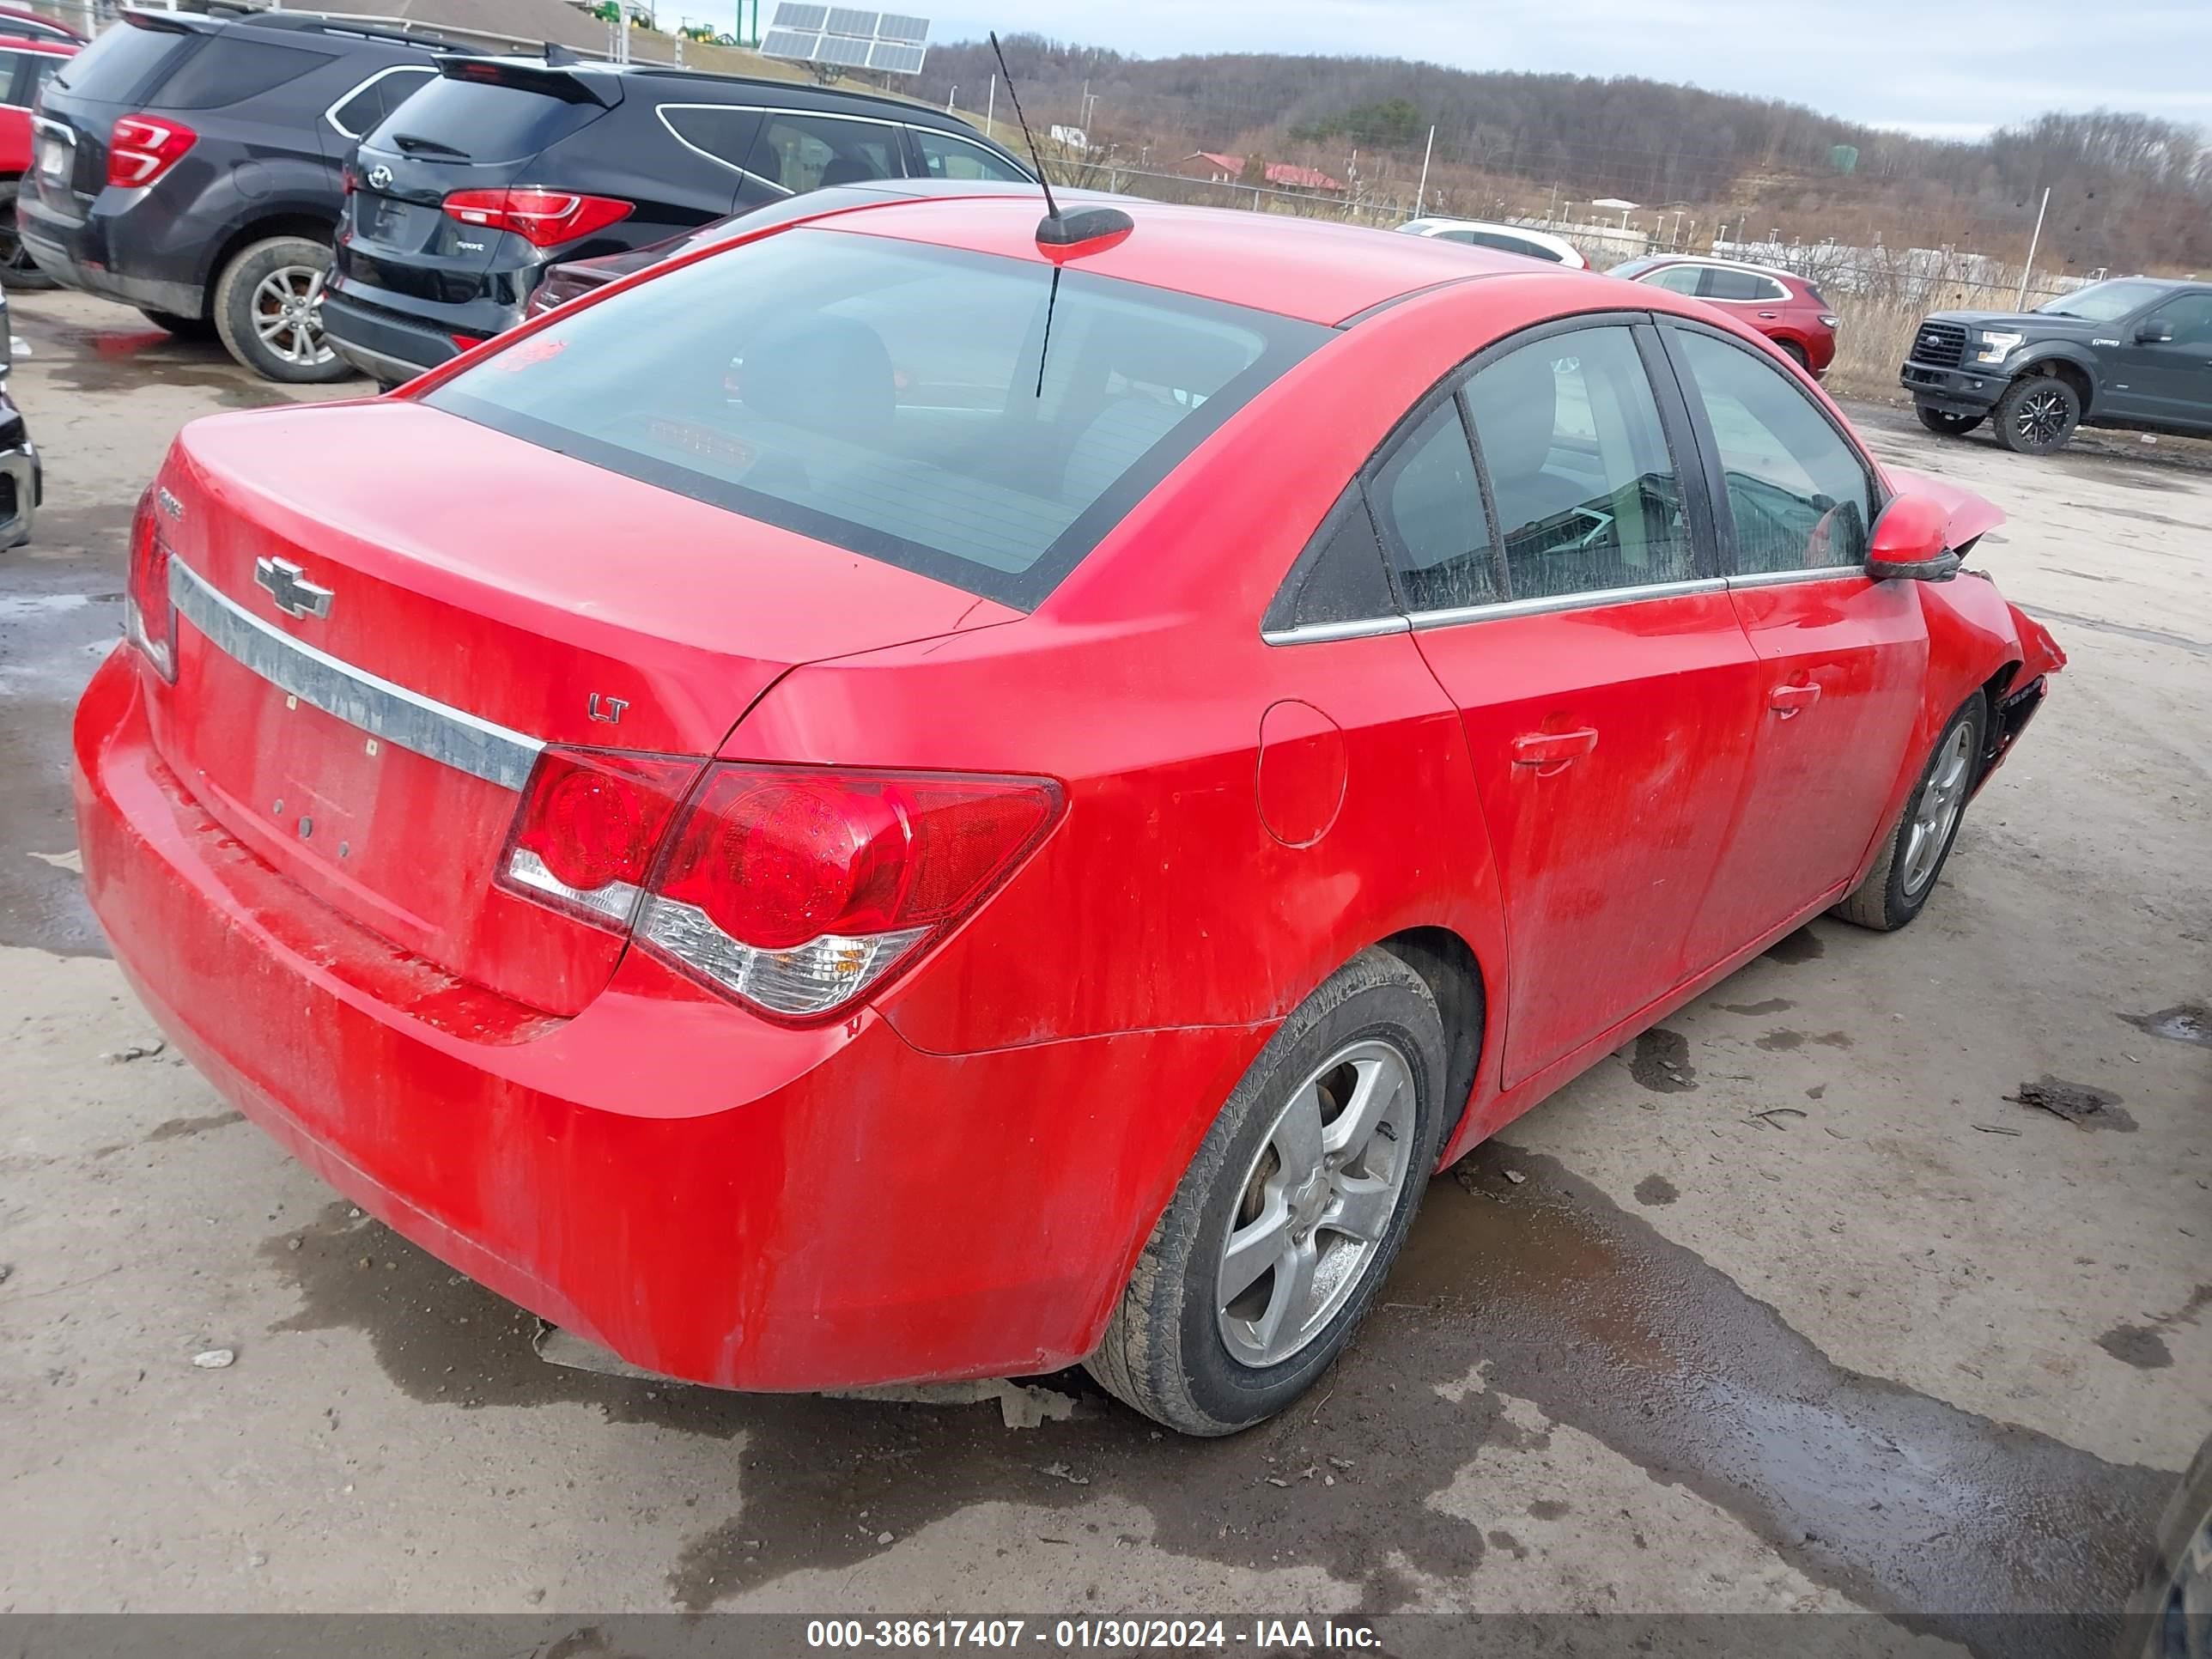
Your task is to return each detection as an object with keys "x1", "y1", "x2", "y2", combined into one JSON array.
[
  {"x1": 2136, "y1": 318, "x2": 2174, "y2": 344},
  {"x1": 1867, "y1": 495, "x2": 1960, "y2": 582}
]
